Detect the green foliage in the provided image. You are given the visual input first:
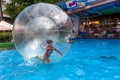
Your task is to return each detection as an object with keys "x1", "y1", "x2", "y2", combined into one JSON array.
[
  {"x1": 4, "y1": 0, "x2": 61, "y2": 19},
  {"x1": 0, "y1": 42, "x2": 15, "y2": 49},
  {"x1": 0, "y1": 32, "x2": 12, "y2": 42}
]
